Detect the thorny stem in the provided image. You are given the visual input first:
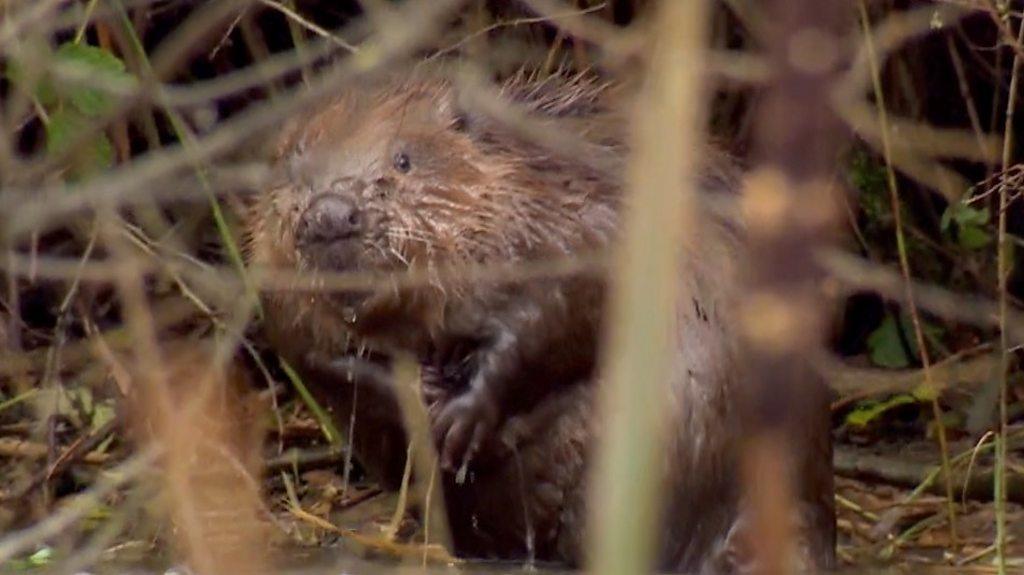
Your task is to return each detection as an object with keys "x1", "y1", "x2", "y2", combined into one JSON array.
[
  {"x1": 995, "y1": 11, "x2": 1023, "y2": 575},
  {"x1": 857, "y1": 0, "x2": 959, "y2": 544}
]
